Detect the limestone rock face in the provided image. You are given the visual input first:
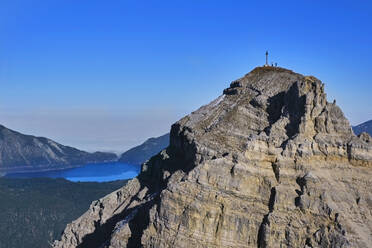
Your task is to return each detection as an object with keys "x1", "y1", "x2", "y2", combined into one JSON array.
[{"x1": 53, "y1": 67, "x2": 372, "y2": 248}]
